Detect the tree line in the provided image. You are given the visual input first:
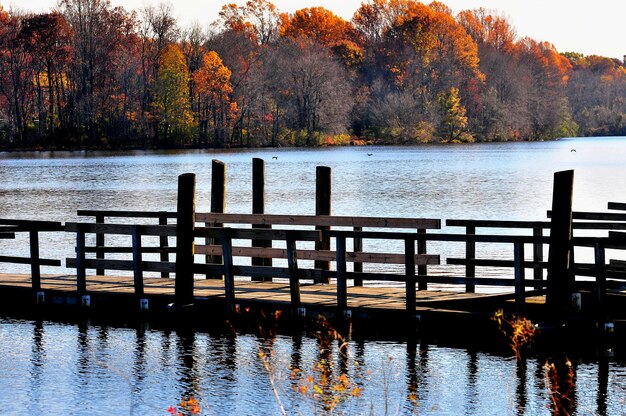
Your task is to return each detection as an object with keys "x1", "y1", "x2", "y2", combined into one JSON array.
[{"x1": 0, "y1": 0, "x2": 624, "y2": 149}]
